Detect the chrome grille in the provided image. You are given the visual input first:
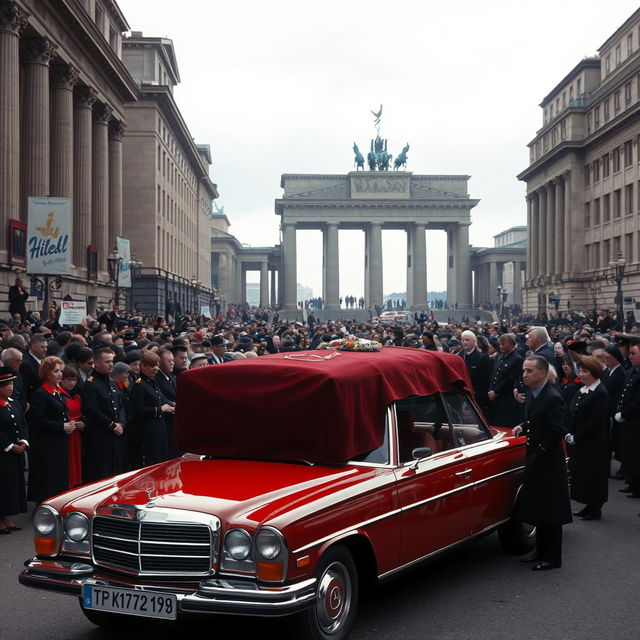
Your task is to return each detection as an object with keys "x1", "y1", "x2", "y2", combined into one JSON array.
[{"x1": 92, "y1": 515, "x2": 214, "y2": 576}]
